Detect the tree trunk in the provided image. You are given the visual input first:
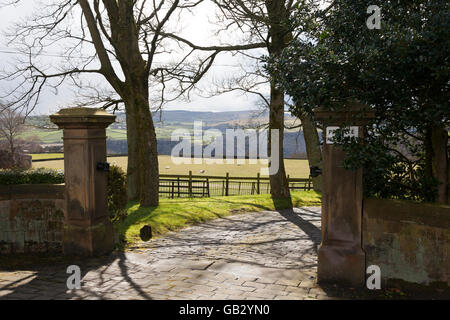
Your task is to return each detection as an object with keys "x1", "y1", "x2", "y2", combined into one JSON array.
[
  {"x1": 299, "y1": 112, "x2": 322, "y2": 192},
  {"x1": 124, "y1": 88, "x2": 159, "y2": 207},
  {"x1": 125, "y1": 113, "x2": 140, "y2": 201},
  {"x1": 266, "y1": 0, "x2": 290, "y2": 200},
  {"x1": 425, "y1": 124, "x2": 448, "y2": 204},
  {"x1": 431, "y1": 125, "x2": 448, "y2": 204},
  {"x1": 110, "y1": 2, "x2": 159, "y2": 207},
  {"x1": 8, "y1": 138, "x2": 15, "y2": 164},
  {"x1": 268, "y1": 81, "x2": 290, "y2": 199}
]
